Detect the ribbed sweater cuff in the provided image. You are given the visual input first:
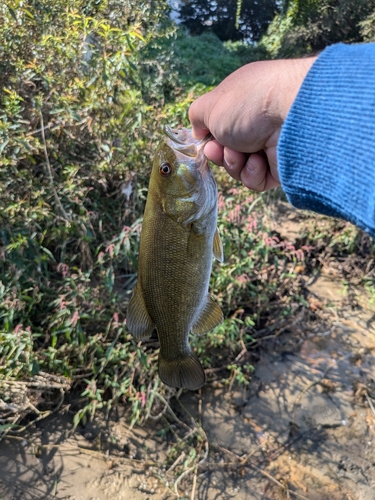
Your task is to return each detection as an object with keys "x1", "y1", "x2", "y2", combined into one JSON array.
[{"x1": 278, "y1": 42, "x2": 375, "y2": 238}]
